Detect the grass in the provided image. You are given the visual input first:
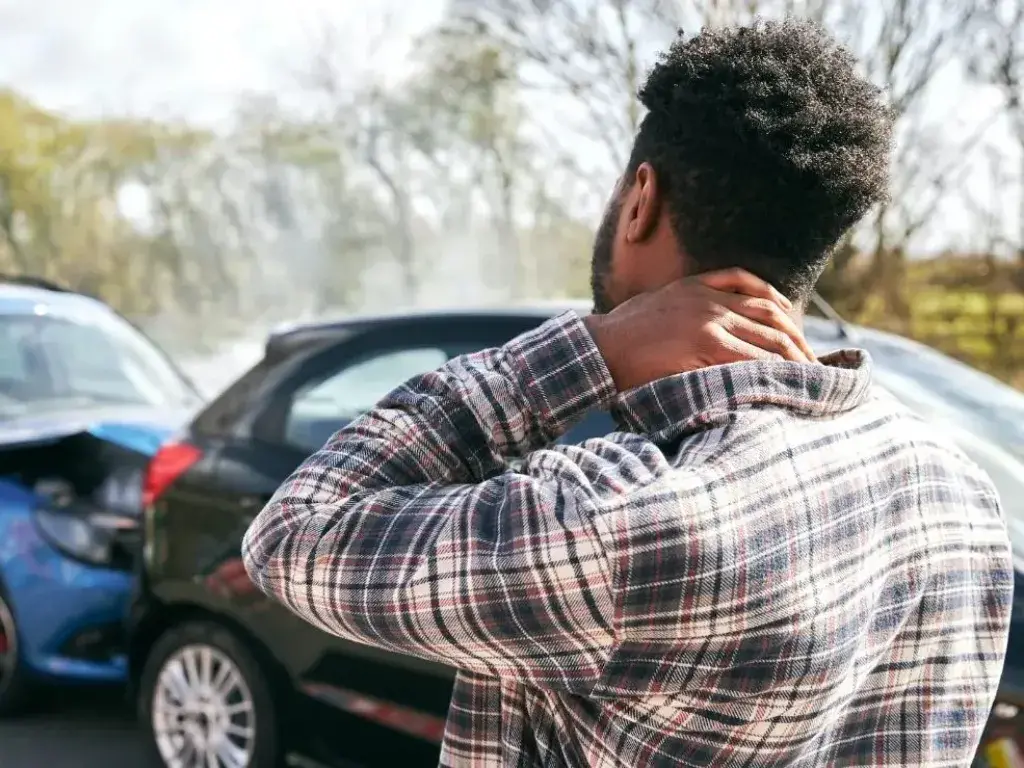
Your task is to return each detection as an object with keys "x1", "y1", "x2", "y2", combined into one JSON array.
[{"x1": 855, "y1": 286, "x2": 1024, "y2": 390}]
